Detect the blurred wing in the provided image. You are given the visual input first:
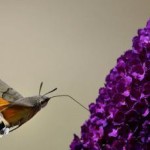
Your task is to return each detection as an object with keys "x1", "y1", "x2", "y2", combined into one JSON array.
[{"x1": 0, "y1": 79, "x2": 23, "y2": 102}]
